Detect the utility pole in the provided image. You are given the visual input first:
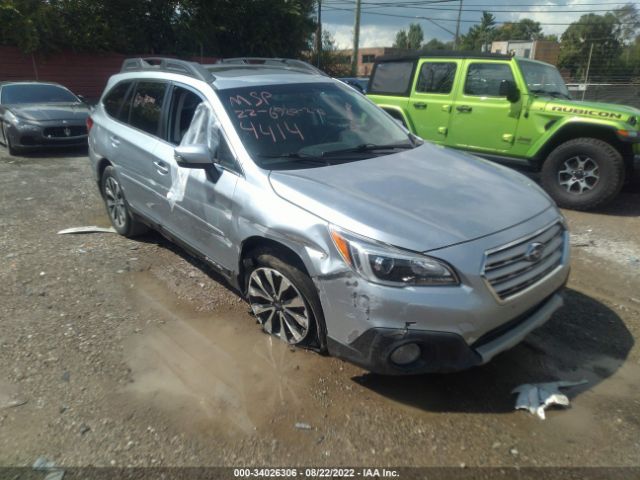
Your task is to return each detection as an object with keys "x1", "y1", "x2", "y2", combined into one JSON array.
[
  {"x1": 351, "y1": 0, "x2": 362, "y2": 77},
  {"x1": 316, "y1": 0, "x2": 322, "y2": 69},
  {"x1": 582, "y1": 42, "x2": 594, "y2": 101},
  {"x1": 453, "y1": 0, "x2": 463, "y2": 50}
]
